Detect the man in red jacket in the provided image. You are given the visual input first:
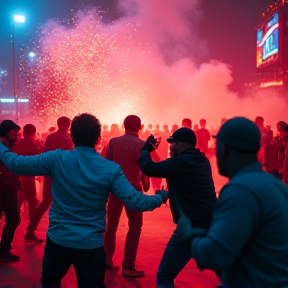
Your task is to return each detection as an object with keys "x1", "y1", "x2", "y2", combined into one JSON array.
[{"x1": 104, "y1": 115, "x2": 150, "y2": 278}]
